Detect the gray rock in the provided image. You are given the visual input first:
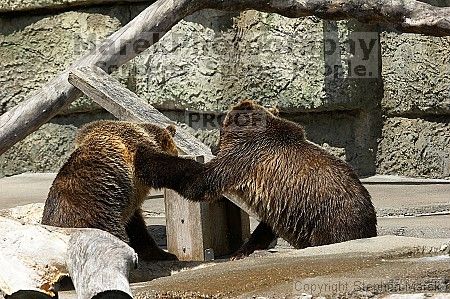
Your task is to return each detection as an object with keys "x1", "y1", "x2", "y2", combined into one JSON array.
[
  {"x1": 132, "y1": 11, "x2": 382, "y2": 112},
  {"x1": 0, "y1": 123, "x2": 77, "y2": 177},
  {"x1": 0, "y1": 6, "x2": 133, "y2": 115},
  {"x1": 381, "y1": 32, "x2": 450, "y2": 116},
  {"x1": 377, "y1": 117, "x2": 450, "y2": 179}
]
